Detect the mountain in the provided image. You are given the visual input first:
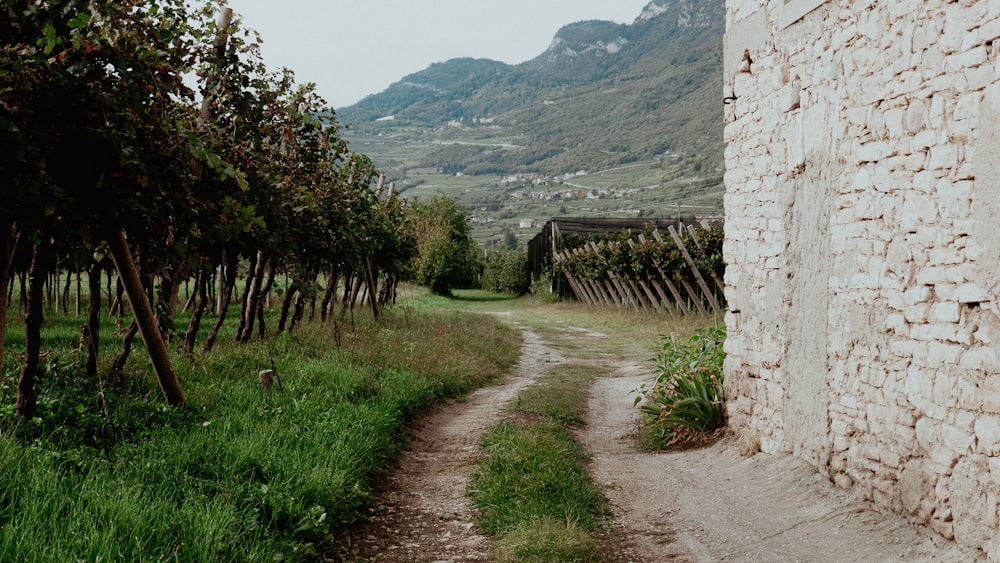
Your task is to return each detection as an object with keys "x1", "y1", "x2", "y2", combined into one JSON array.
[{"x1": 338, "y1": 0, "x2": 724, "y2": 177}]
